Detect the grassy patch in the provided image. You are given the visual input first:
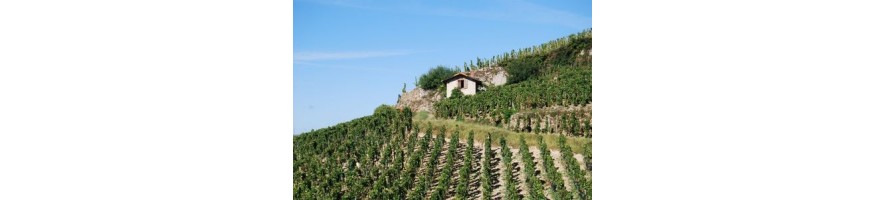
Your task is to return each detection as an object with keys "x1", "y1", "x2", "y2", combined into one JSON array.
[
  {"x1": 415, "y1": 118, "x2": 591, "y2": 151},
  {"x1": 415, "y1": 111, "x2": 430, "y2": 121}
]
